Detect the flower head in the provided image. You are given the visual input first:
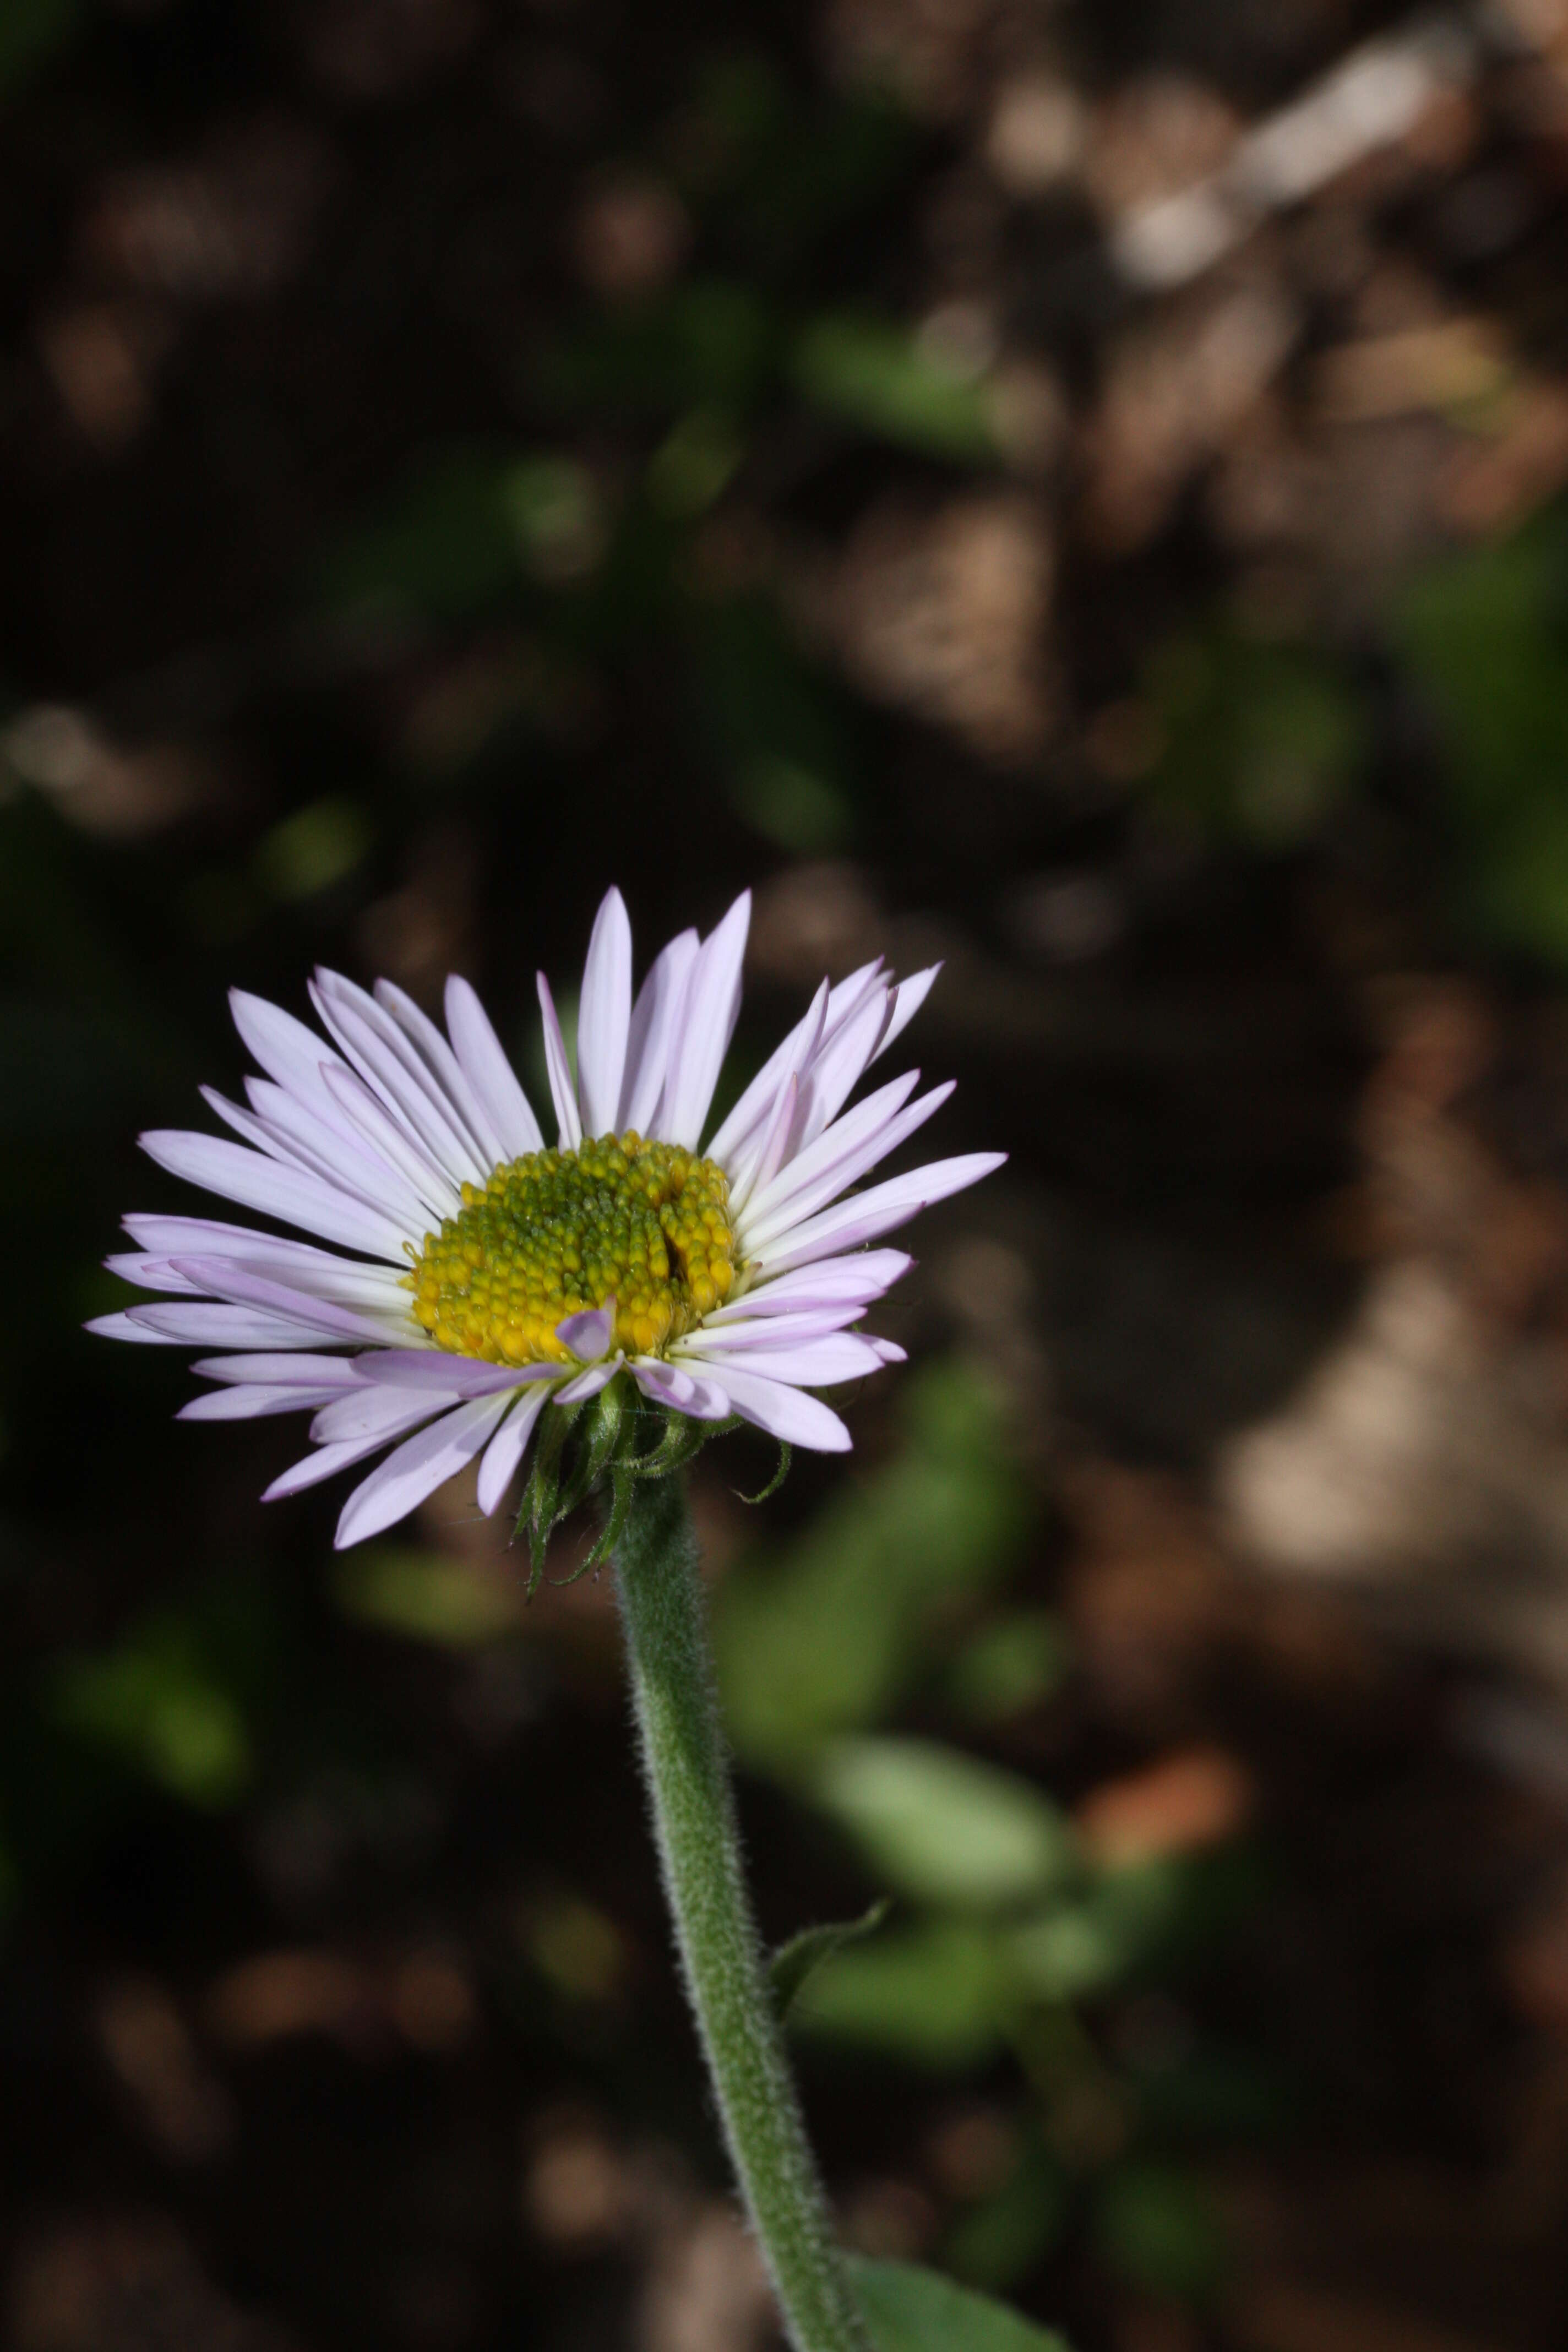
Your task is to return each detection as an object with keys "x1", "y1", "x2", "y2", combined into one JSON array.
[{"x1": 91, "y1": 889, "x2": 1003, "y2": 1548}]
